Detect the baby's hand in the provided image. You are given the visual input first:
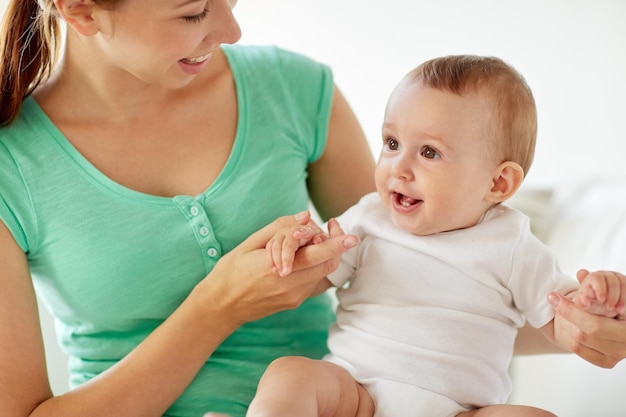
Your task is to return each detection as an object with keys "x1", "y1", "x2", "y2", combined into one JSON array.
[
  {"x1": 265, "y1": 211, "x2": 329, "y2": 277},
  {"x1": 573, "y1": 269, "x2": 626, "y2": 319}
]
